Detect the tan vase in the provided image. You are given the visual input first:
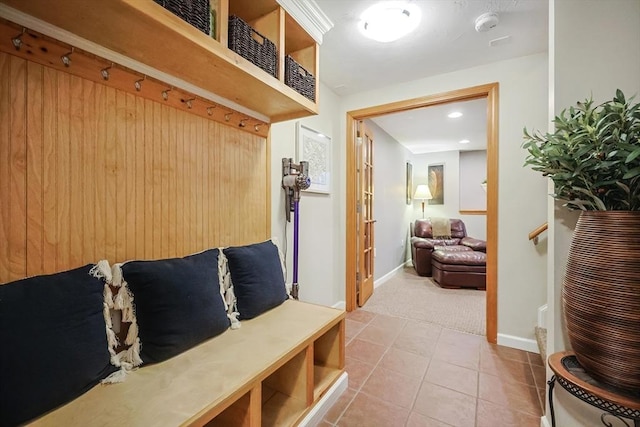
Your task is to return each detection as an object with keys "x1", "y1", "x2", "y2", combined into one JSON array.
[{"x1": 563, "y1": 210, "x2": 640, "y2": 392}]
